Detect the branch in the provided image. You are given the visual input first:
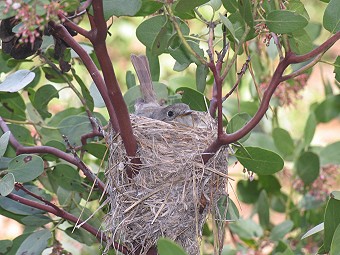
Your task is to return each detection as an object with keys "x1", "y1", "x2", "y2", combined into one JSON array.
[
  {"x1": 0, "y1": 117, "x2": 105, "y2": 191},
  {"x1": 203, "y1": 31, "x2": 340, "y2": 158},
  {"x1": 6, "y1": 193, "x2": 130, "y2": 255},
  {"x1": 88, "y1": 0, "x2": 138, "y2": 159},
  {"x1": 48, "y1": 21, "x2": 120, "y2": 133}
]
